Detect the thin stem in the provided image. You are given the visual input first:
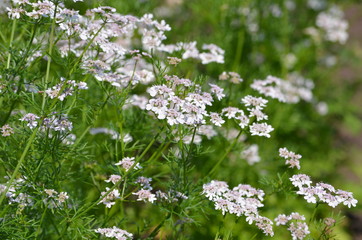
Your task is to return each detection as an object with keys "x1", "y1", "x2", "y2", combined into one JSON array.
[
  {"x1": 309, "y1": 202, "x2": 320, "y2": 224},
  {"x1": 41, "y1": 7, "x2": 58, "y2": 113},
  {"x1": 183, "y1": 127, "x2": 197, "y2": 188},
  {"x1": 35, "y1": 207, "x2": 47, "y2": 238},
  {"x1": 6, "y1": 19, "x2": 17, "y2": 69},
  {"x1": 148, "y1": 213, "x2": 171, "y2": 238},
  {"x1": 144, "y1": 141, "x2": 170, "y2": 165},
  {"x1": 0, "y1": 127, "x2": 38, "y2": 208},
  {"x1": 70, "y1": 128, "x2": 163, "y2": 221},
  {"x1": 206, "y1": 129, "x2": 243, "y2": 178},
  {"x1": 119, "y1": 176, "x2": 127, "y2": 221},
  {"x1": 59, "y1": 96, "x2": 112, "y2": 167},
  {"x1": 68, "y1": 23, "x2": 106, "y2": 78}
]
